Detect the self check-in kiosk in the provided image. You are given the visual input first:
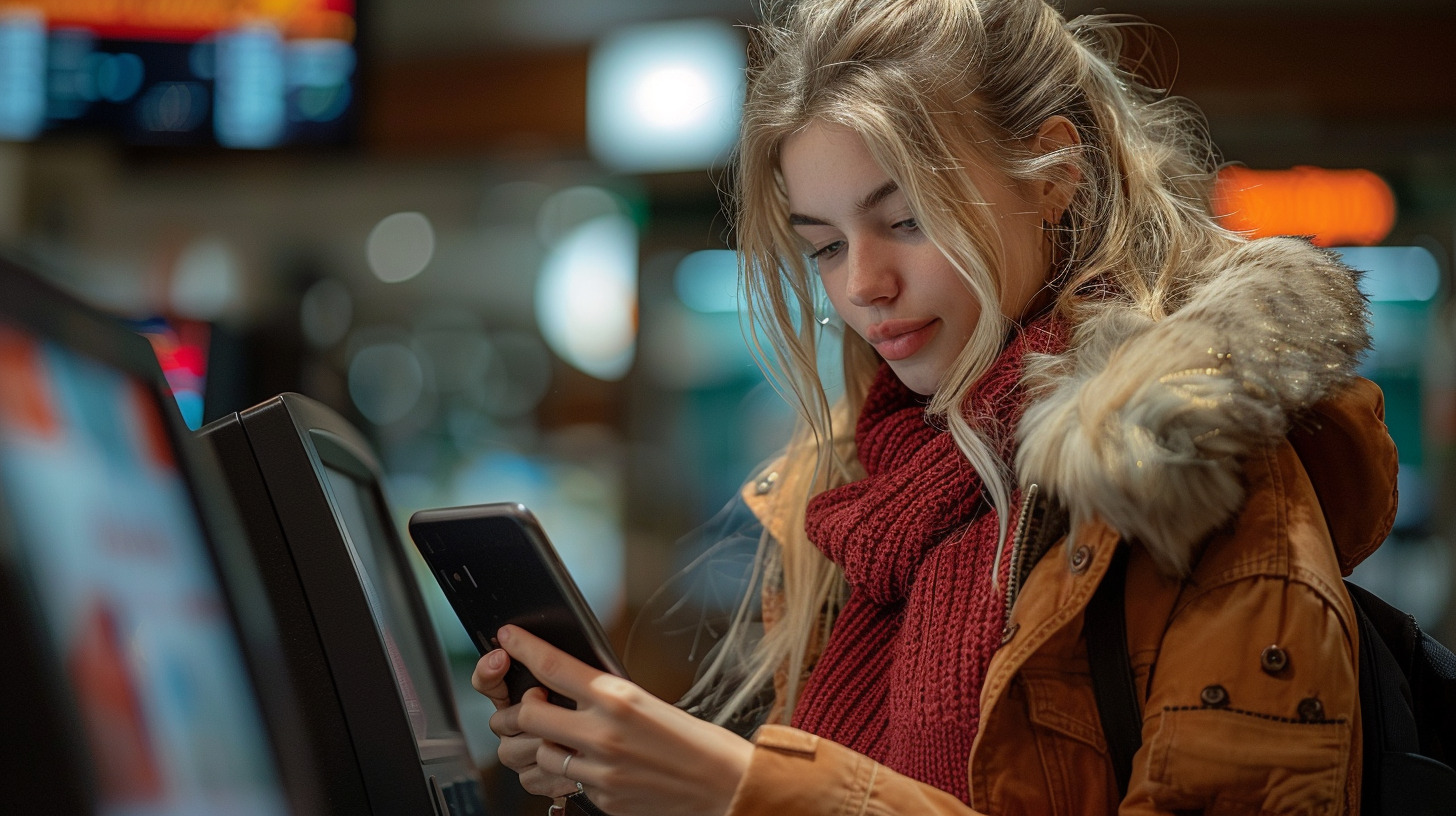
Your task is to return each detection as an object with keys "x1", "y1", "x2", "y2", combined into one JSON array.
[
  {"x1": 201, "y1": 393, "x2": 487, "y2": 815},
  {"x1": 0, "y1": 255, "x2": 322, "y2": 815}
]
